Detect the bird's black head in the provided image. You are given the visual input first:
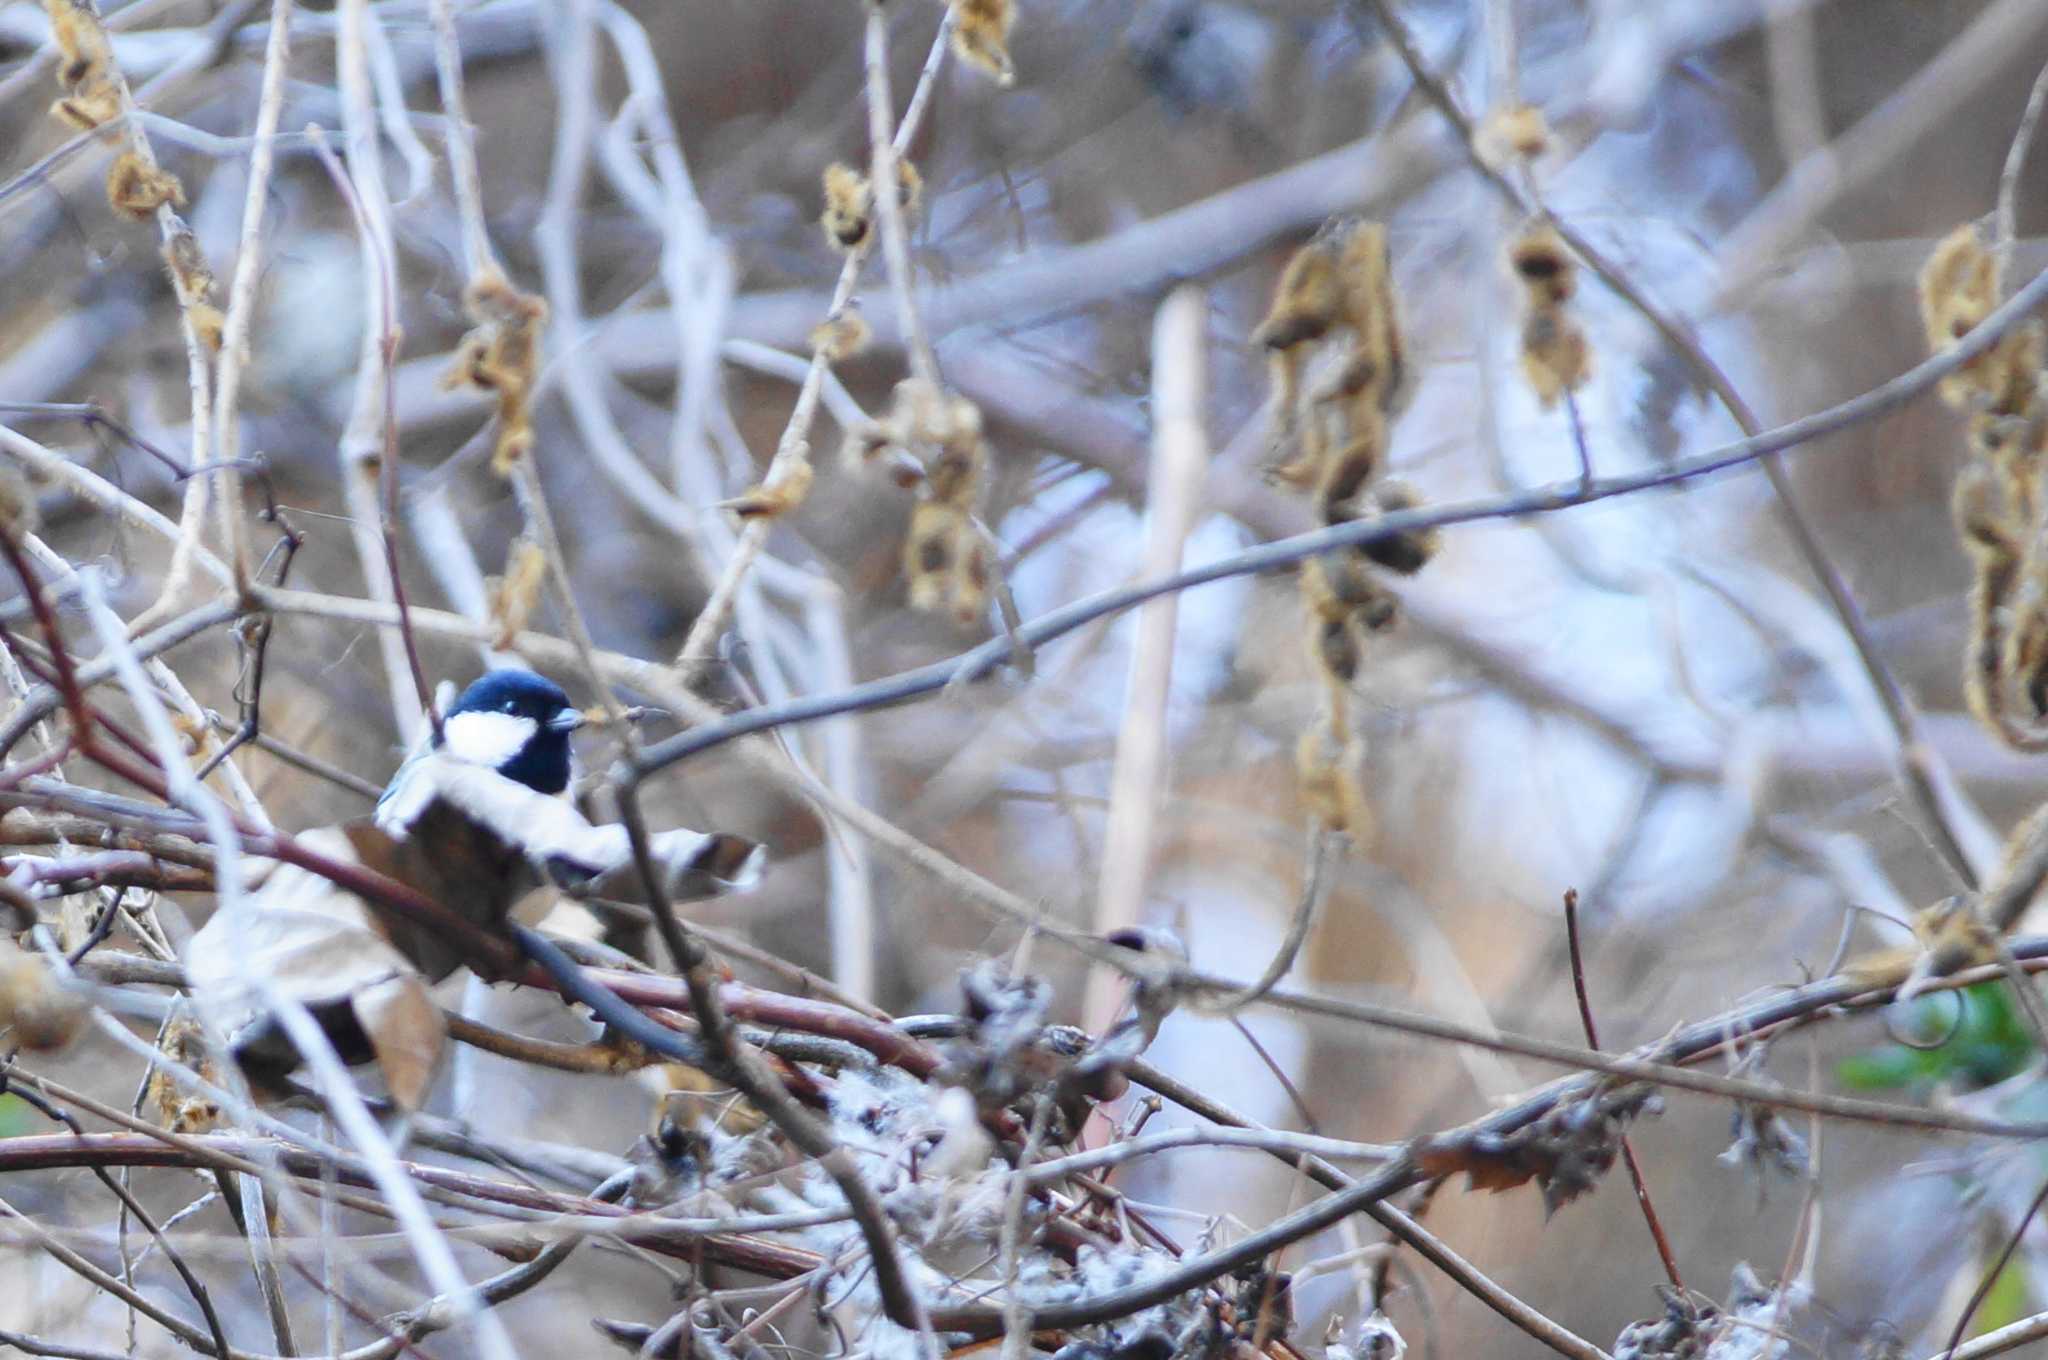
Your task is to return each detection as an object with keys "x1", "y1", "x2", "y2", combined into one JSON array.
[{"x1": 435, "y1": 670, "x2": 584, "y2": 794}]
